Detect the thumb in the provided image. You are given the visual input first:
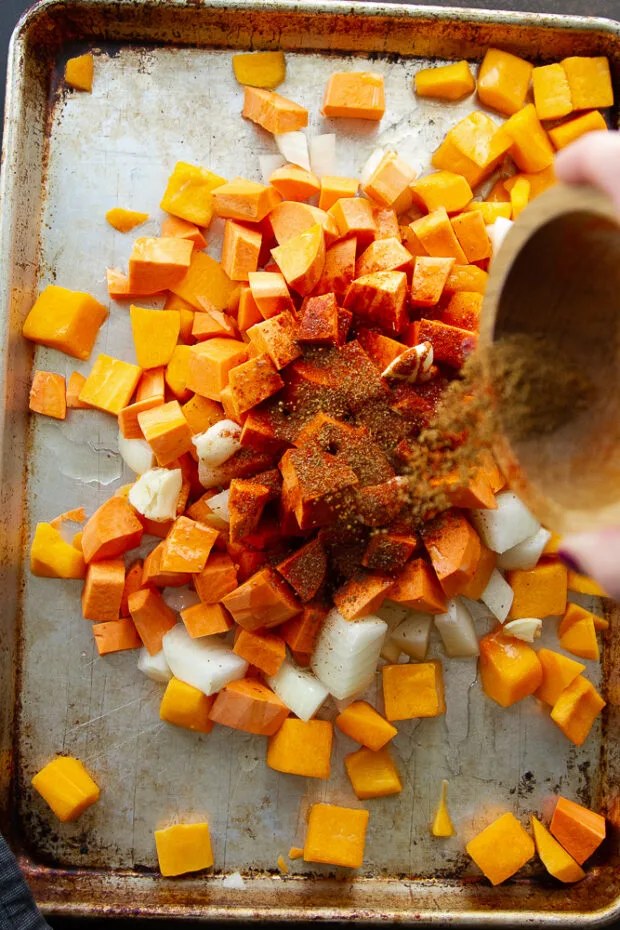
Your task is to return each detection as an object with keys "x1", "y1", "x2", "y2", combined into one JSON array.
[{"x1": 559, "y1": 530, "x2": 620, "y2": 600}]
